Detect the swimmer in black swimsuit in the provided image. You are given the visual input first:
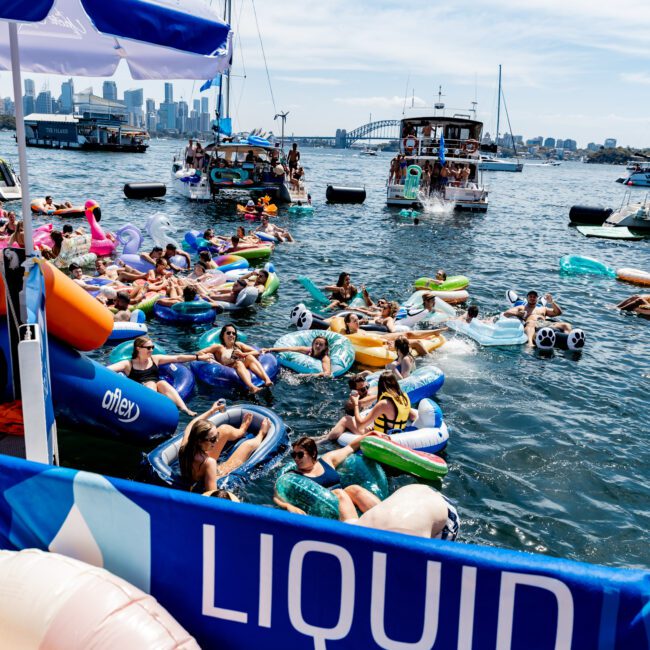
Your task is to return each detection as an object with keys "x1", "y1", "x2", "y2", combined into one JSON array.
[
  {"x1": 273, "y1": 434, "x2": 378, "y2": 518},
  {"x1": 107, "y1": 335, "x2": 212, "y2": 415}
]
